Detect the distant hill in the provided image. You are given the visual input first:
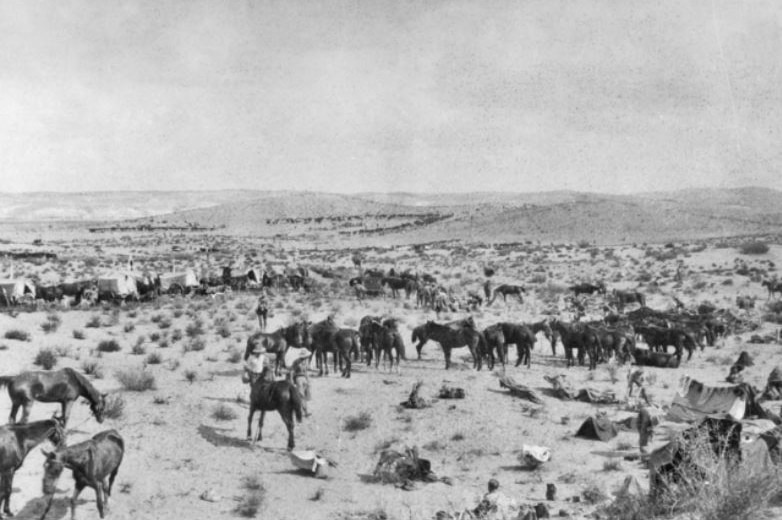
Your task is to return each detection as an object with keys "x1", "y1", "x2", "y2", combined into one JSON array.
[{"x1": 2, "y1": 187, "x2": 782, "y2": 245}]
